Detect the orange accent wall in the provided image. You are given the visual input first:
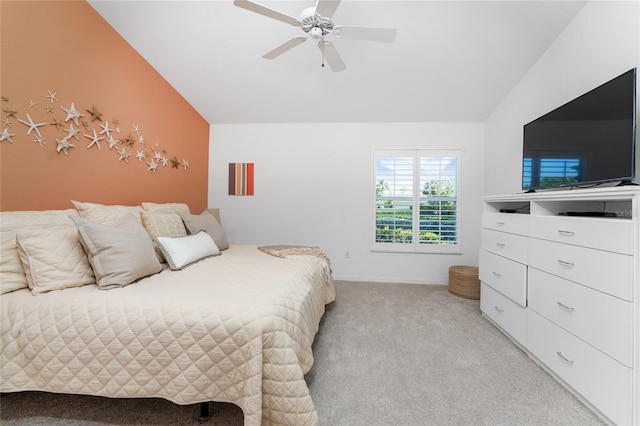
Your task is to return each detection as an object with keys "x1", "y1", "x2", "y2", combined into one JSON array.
[{"x1": 0, "y1": 0, "x2": 209, "y2": 212}]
